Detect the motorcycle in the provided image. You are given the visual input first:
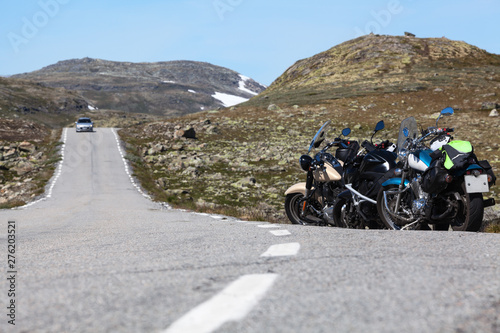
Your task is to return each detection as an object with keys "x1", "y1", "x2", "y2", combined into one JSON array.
[
  {"x1": 284, "y1": 121, "x2": 359, "y2": 225},
  {"x1": 377, "y1": 107, "x2": 496, "y2": 231},
  {"x1": 332, "y1": 121, "x2": 398, "y2": 229}
]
